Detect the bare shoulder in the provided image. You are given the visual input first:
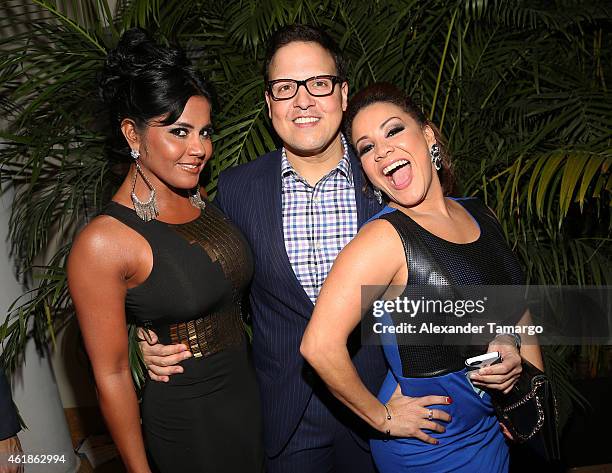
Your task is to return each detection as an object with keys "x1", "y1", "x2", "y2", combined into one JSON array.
[
  {"x1": 344, "y1": 218, "x2": 402, "y2": 256},
  {"x1": 71, "y1": 215, "x2": 127, "y2": 254},
  {"x1": 68, "y1": 214, "x2": 140, "y2": 274},
  {"x1": 359, "y1": 217, "x2": 401, "y2": 239},
  {"x1": 334, "y1": 217, "x2": 404, "y2": 275}
]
